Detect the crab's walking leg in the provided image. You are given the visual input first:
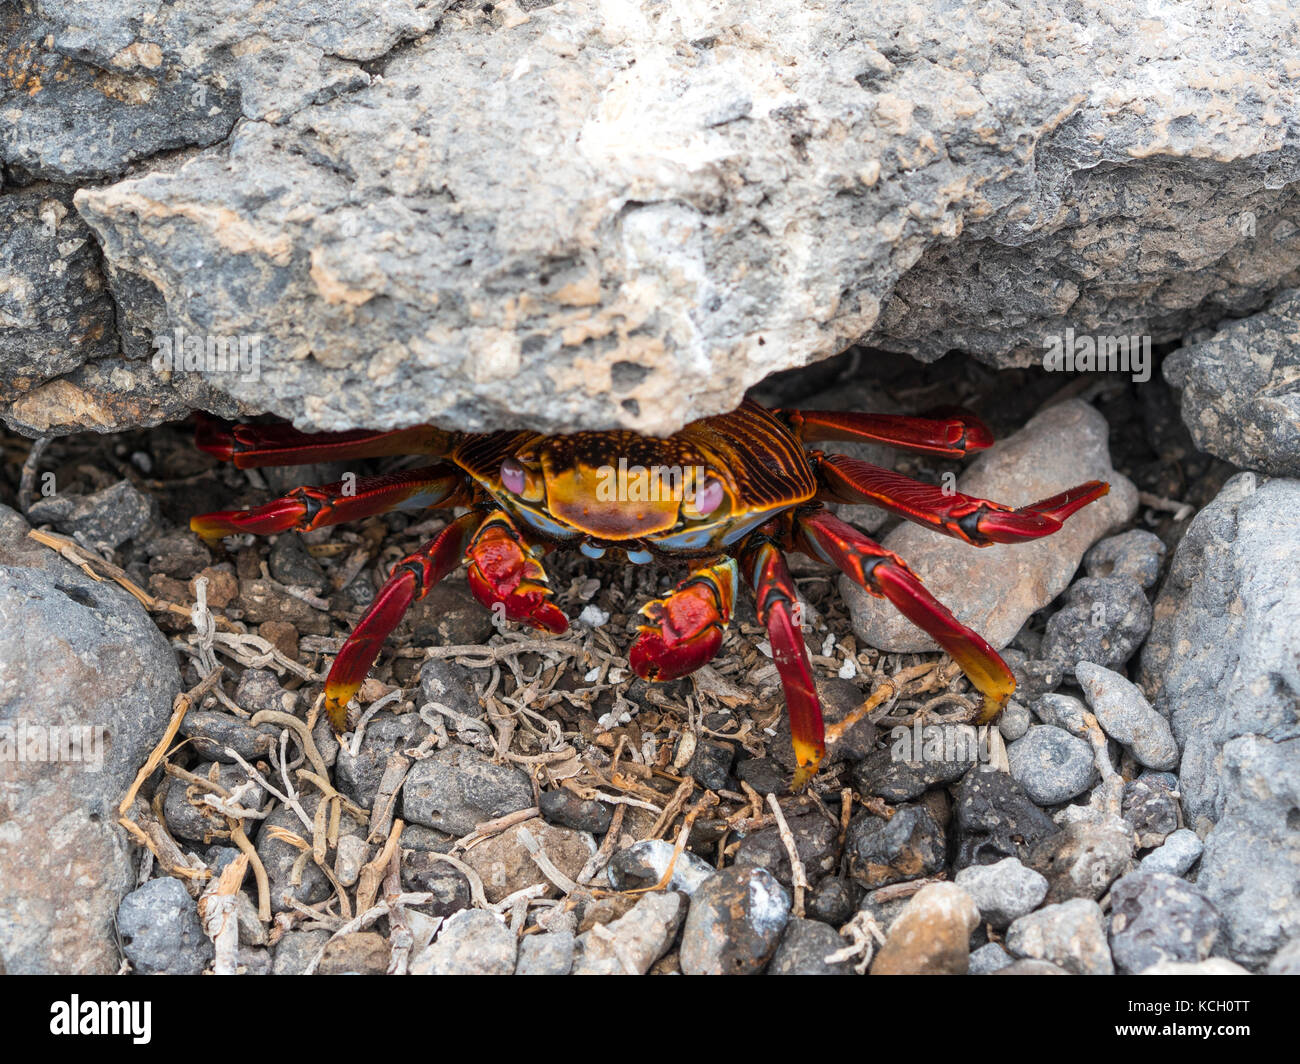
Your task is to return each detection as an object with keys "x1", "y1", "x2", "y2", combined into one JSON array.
[
  {"x1": 628, "y1": 557, "x2": 739, "y2": 682},
  {"x1": 190, "y1": 465, "x2": 467, "y2": 544},
  {"x1": 738, "y1": 541, "x2": 825, "y2": 790},
  {"x1": 324, "y1": 511, "x2": 482, "y2": 731},
  {"x1": 796, "y1": 507, "x2": 1015, "y2": 725},
  {"x1": 816, "y1": 454, "x2": 1109, "y2": 546},
  {"x1": 778, "y1": 408, "x2": 994, "y2": 457},
  {"x1": 196, "y1": 415, "x2": 456, "y2": 468},
  {"x1": 464, "y1": 511, "x2": 568, "y2": 634}
]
